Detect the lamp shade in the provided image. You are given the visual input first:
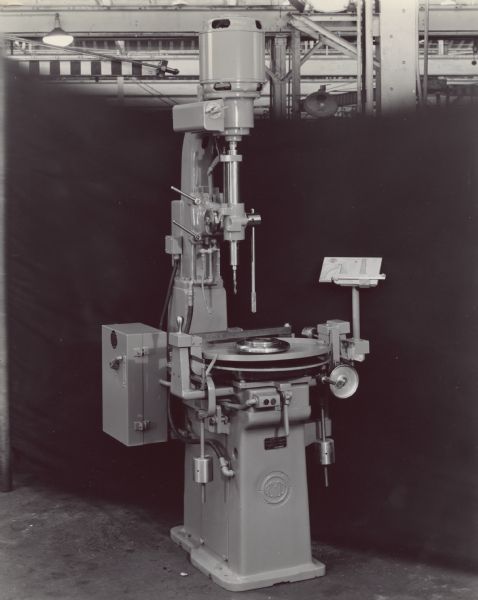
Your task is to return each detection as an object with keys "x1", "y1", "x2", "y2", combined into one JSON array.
[
  {"x1": 303, "y1": 88, "x2": 338, "y2": 118},
  {"x1": 42, "y1": 13, "x2": 73, "y2": 47}
]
